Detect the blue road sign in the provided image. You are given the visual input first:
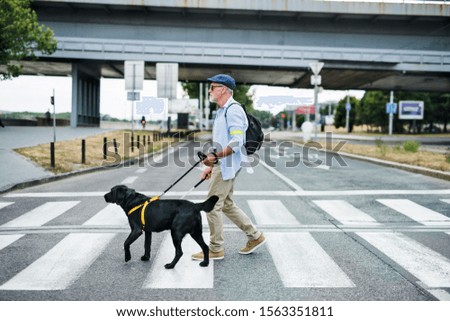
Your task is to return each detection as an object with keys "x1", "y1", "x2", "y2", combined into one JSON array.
[{"x1": 386, "y1": 103, "x2": 397, "y2": 114}]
